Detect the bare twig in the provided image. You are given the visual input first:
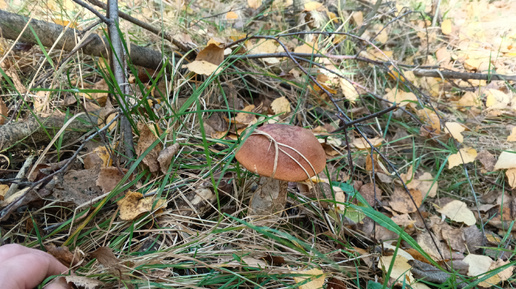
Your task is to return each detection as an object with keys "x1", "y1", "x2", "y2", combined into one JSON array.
[{"x1": 413, "y1": 68, "x2": 516, "y2": 81}]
